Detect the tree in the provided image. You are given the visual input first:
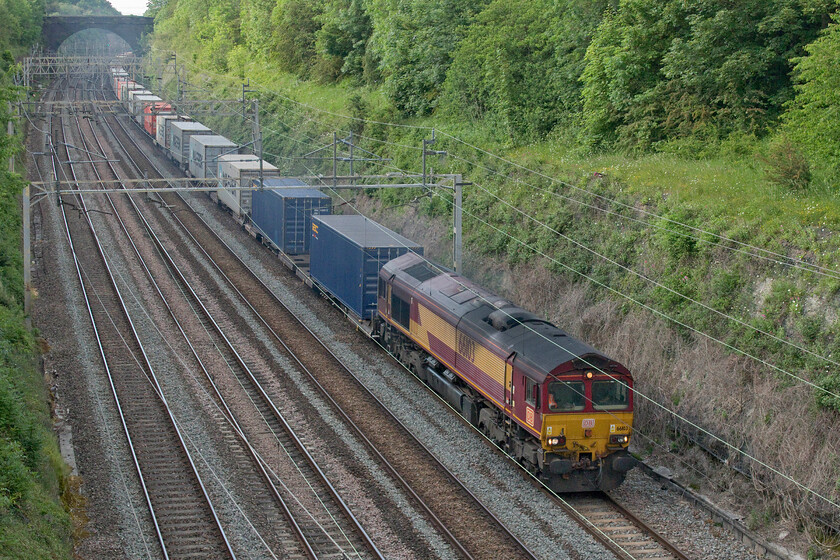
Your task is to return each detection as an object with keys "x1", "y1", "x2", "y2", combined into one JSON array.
[
  {"x1": 270, "y1": 0, "x2": 323, "y2": 77},
  {"x1": 366, "y1": 0, "x2": 489, "y2": 116},
  {"x1": 581, "y1": 0, "x2": 835, "y2": 150},
  {"x1": 783, "y1": 11, "x2": 840, "y2": 180},
  {"x1": 441, "y1": 0, "x2": 615, "y2": 143},
  {"x1": 315, "y1": 0, "x2": 372, "y2": 81}
]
